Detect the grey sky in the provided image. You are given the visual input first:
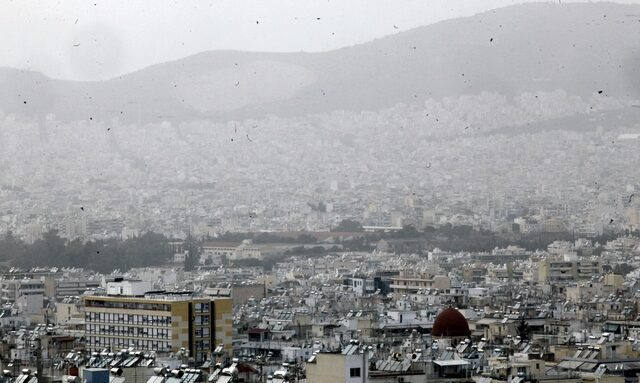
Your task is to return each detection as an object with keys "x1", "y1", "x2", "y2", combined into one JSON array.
[{"x1": 2, "y1": 0, "x2": 639, "y2": 81}]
